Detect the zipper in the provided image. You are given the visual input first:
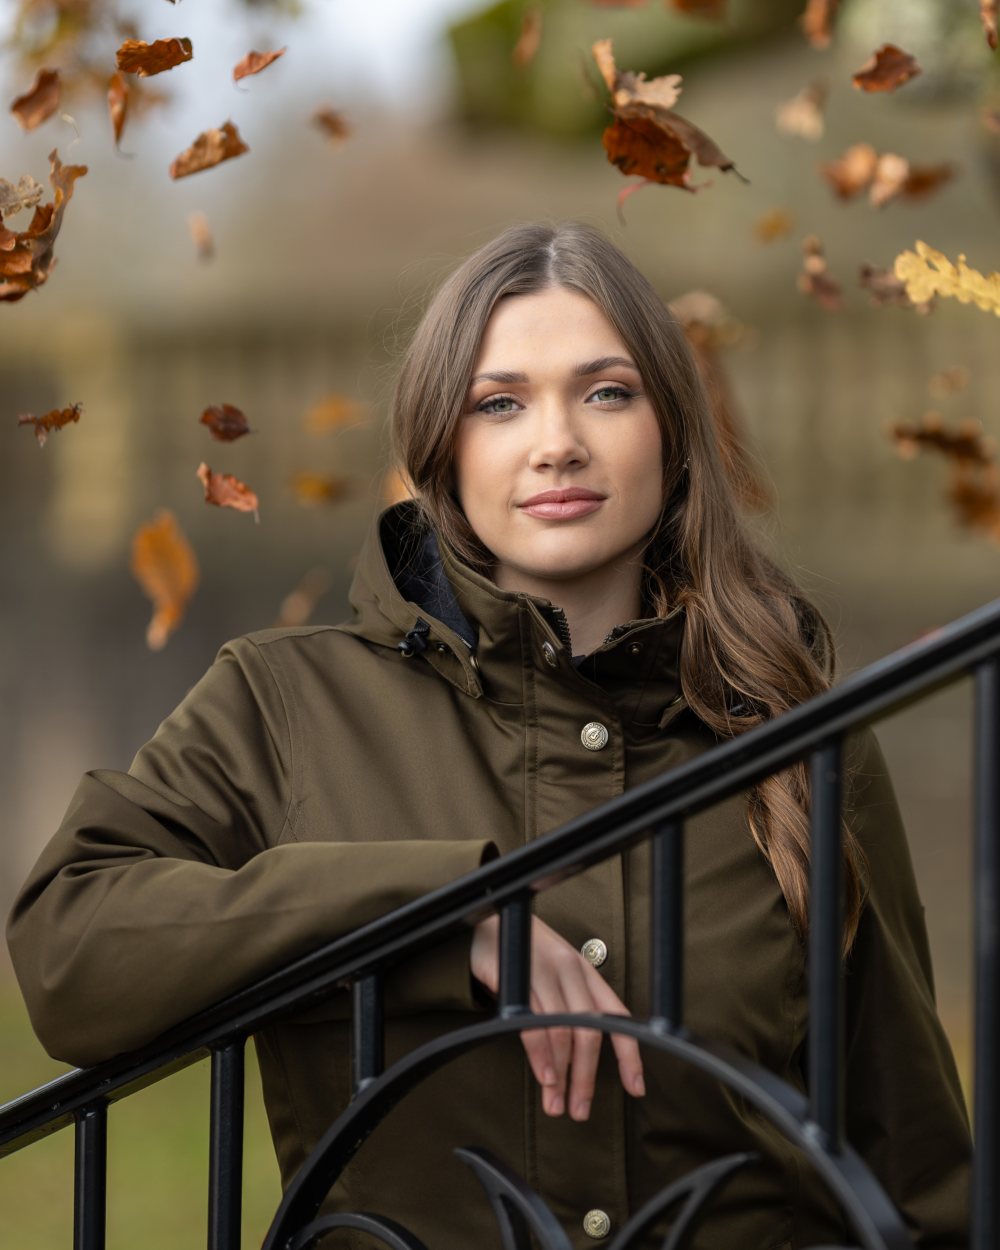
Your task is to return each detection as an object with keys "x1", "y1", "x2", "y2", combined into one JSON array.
[{"x1": 549, "y1": 604, "x2": 573, "y2": 652}]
